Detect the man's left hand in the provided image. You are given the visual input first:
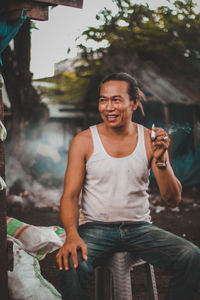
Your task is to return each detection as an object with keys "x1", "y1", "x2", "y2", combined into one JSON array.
[{"x1": 150, "y1": 126, "x2": 170, "y2": 161}]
